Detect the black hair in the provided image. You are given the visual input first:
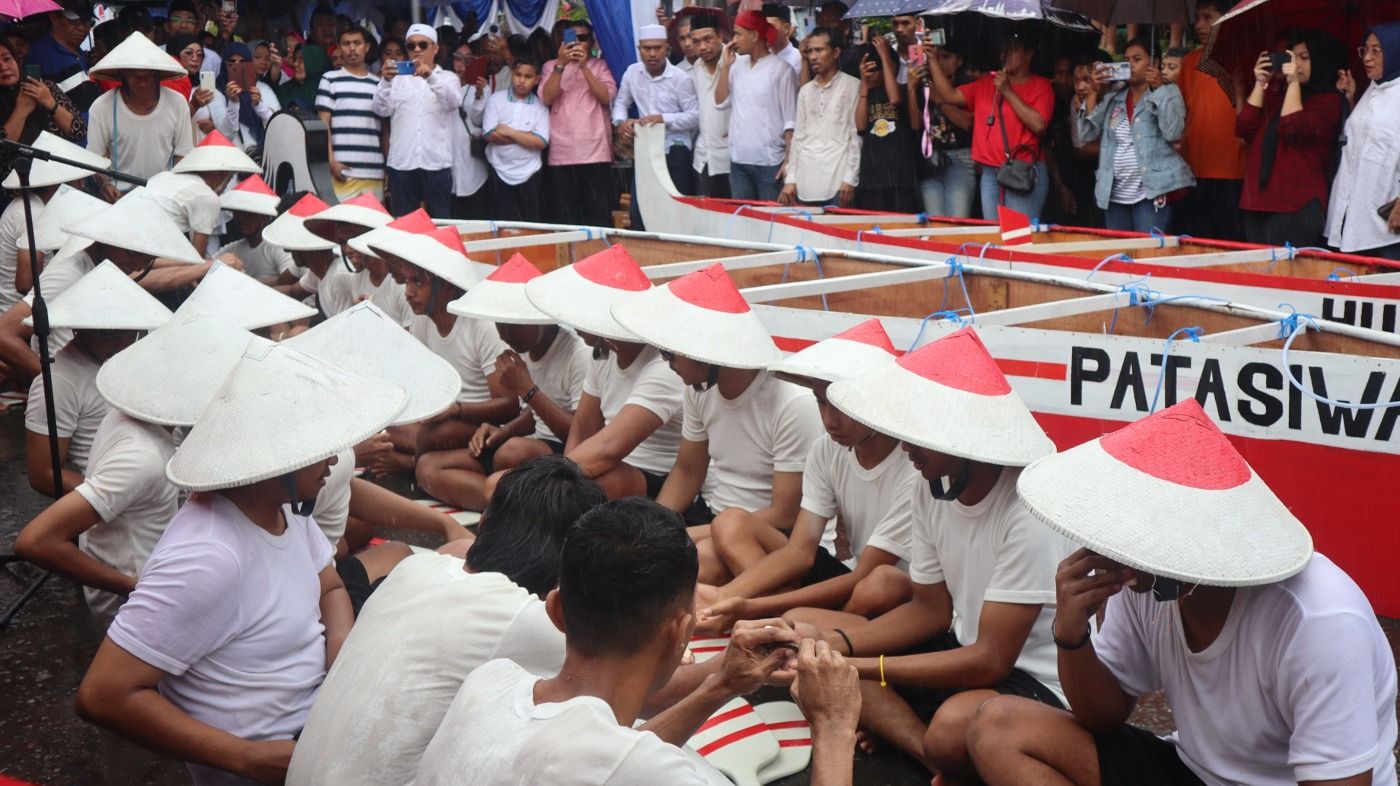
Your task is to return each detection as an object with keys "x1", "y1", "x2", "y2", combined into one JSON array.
[
  {"x1": 558, "y1": 498, "x2": 696, "y2": 658},
  {"x1": 339, "y1": 24, "x2": 371, "y2": 46},
  {"x1": 1286, "y1": 28, "x2": 1345, "y2": 95},
  {"x1": 760, "y1": 3, "x2": 790, "y2": 22},
  {"x1": 166, "y1": 0, "x2": 196, "y2": 16},
  {"x1": 819, "y1": 0, "x2": 849, "y2": 16},
  {"x1": 567, "y1": 19, "x2": 593, "y2": 34},
  {"x1": 1164, "y1": 46, "x2": 1188, "y2": 59},
  {"x1": 91, "y1": 19, "x2": 124, "y2": 53},
  {"x1": 807, "y1": 25, "x2": 844, "y2": 51},
  {"x1": 465, "y1": 455, "x2": 606, "y2": 598},
  {"x1": 309, "y1": 4, "x2": 335, "y2": 21},
  {"x1": 512, "y1": 57, "x2": 541, "y2": 74},
  {"x1": 1194, "y1": 0, "x2": 1230, "y2": 13},
  {"x1": 1122, "y1": 36, "x2": 1151, "y2": 57}
]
